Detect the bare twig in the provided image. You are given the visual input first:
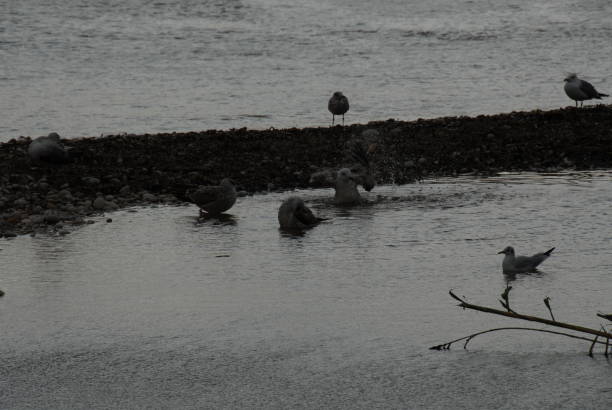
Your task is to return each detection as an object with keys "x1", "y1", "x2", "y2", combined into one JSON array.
[
  {"x1": 430, "y1": 327, "x2": 610, "y2": 350},
  {"x1": 447, "y1": 290, "x2": 612, "y2": 340},
  {"x1": 544, "y1": 297, "x2": 555, "y2": 321},
  {"x1": 589, "y1": 335, "x2": 599, "y2": 357}
]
